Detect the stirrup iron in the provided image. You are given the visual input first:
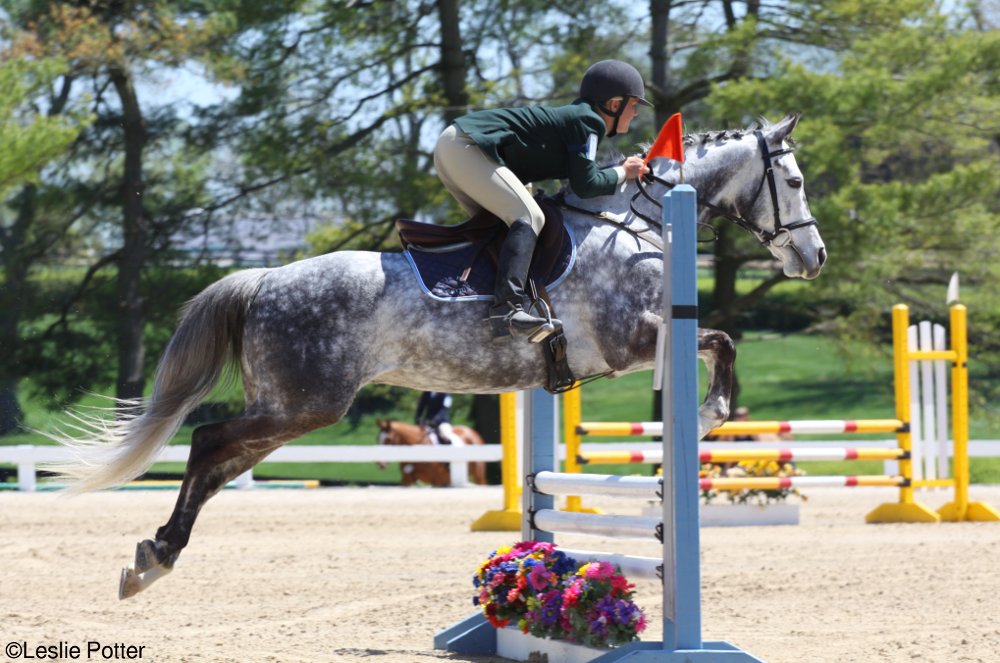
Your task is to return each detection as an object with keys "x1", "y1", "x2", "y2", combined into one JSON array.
[
  {"x1": 524, "y1": 296, "x2": 559, "y2": 343},
  {"x1": 487, "y1": 298, "x2": 560, "y2": 343}
]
